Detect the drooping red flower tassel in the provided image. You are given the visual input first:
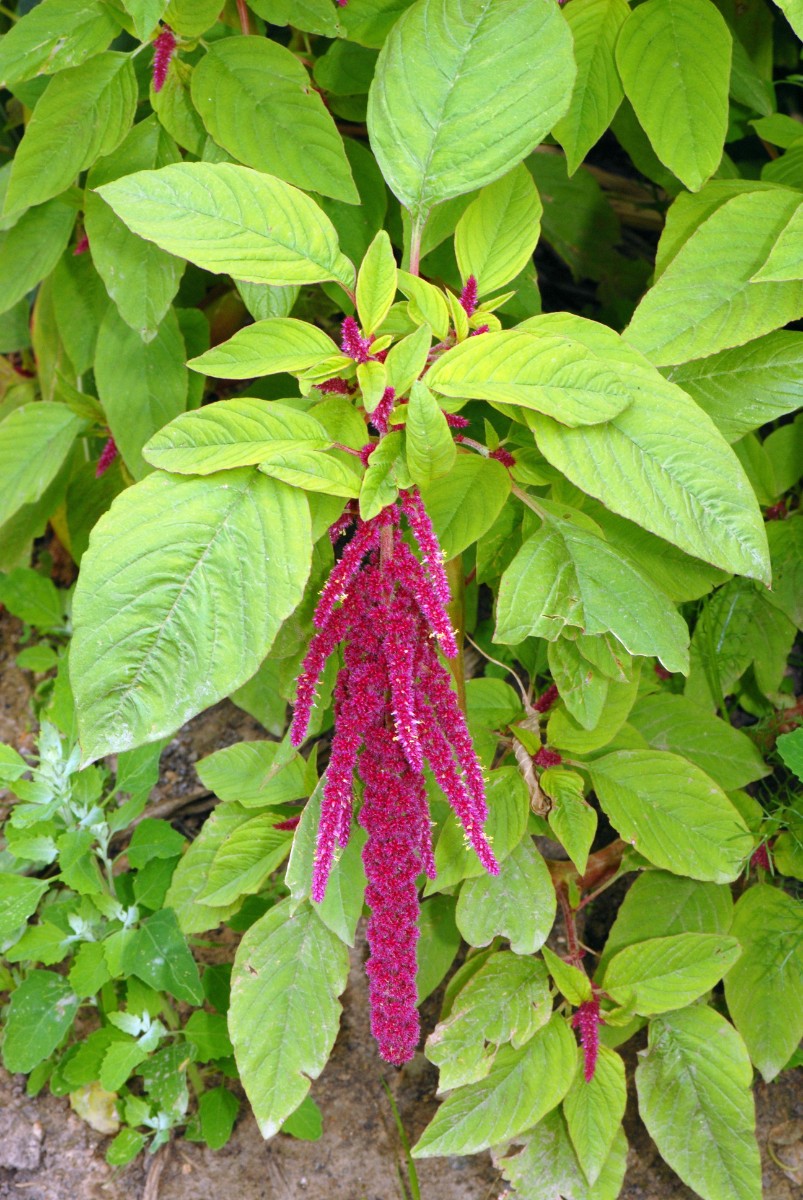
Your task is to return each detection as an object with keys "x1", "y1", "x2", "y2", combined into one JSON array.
[
  {"x1": 95, "y1": 437, "x2": 118, "y2": 478},
  {"x1": 152, "y1": 26, "x2": 176, "y2": 93},
  {"x1": 572, "y1": 996, "x2": 601, "y2": 1082}
]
